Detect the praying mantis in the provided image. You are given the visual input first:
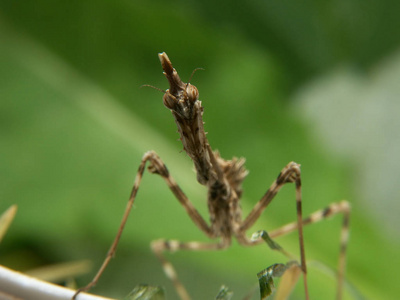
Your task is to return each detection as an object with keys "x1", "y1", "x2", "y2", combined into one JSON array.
[{"x1": 73, "y1": 52, "x2": 350, "y2": 300}]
